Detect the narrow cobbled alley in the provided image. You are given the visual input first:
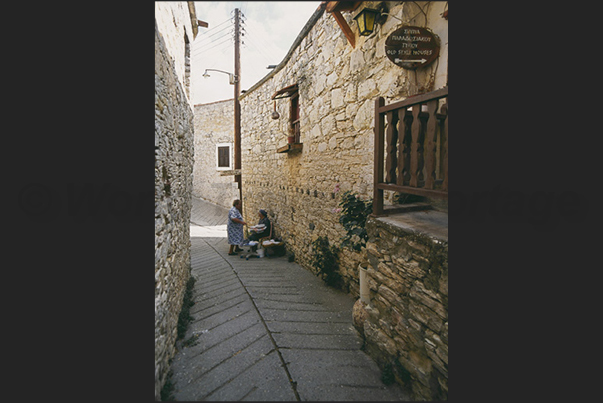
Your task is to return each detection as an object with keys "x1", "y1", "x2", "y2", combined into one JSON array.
[{"x1": 167, "y1": 196, "x2": 409, "y2": 401}]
